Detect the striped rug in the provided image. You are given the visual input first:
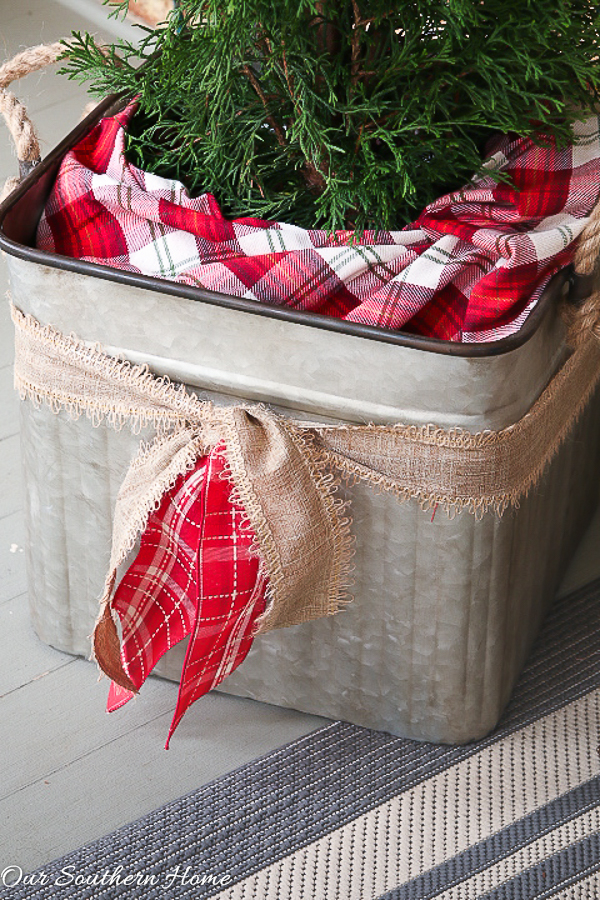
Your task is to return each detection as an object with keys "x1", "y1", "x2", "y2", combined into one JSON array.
[{"x1": 4, "y1": 580, "x2": 600, "y2": 899}]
